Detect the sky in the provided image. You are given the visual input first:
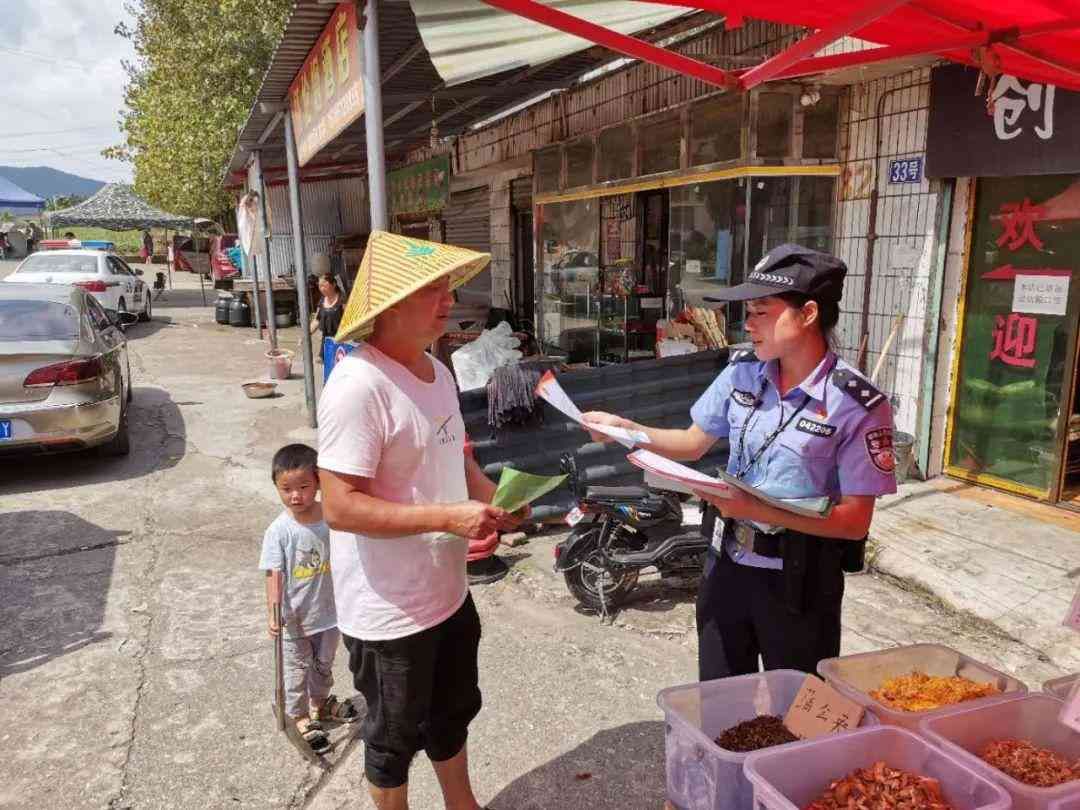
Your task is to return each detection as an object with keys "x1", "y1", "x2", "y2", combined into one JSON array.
[{"x1": 0, "y1": 0, "x2": 136, "y2": 185}]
